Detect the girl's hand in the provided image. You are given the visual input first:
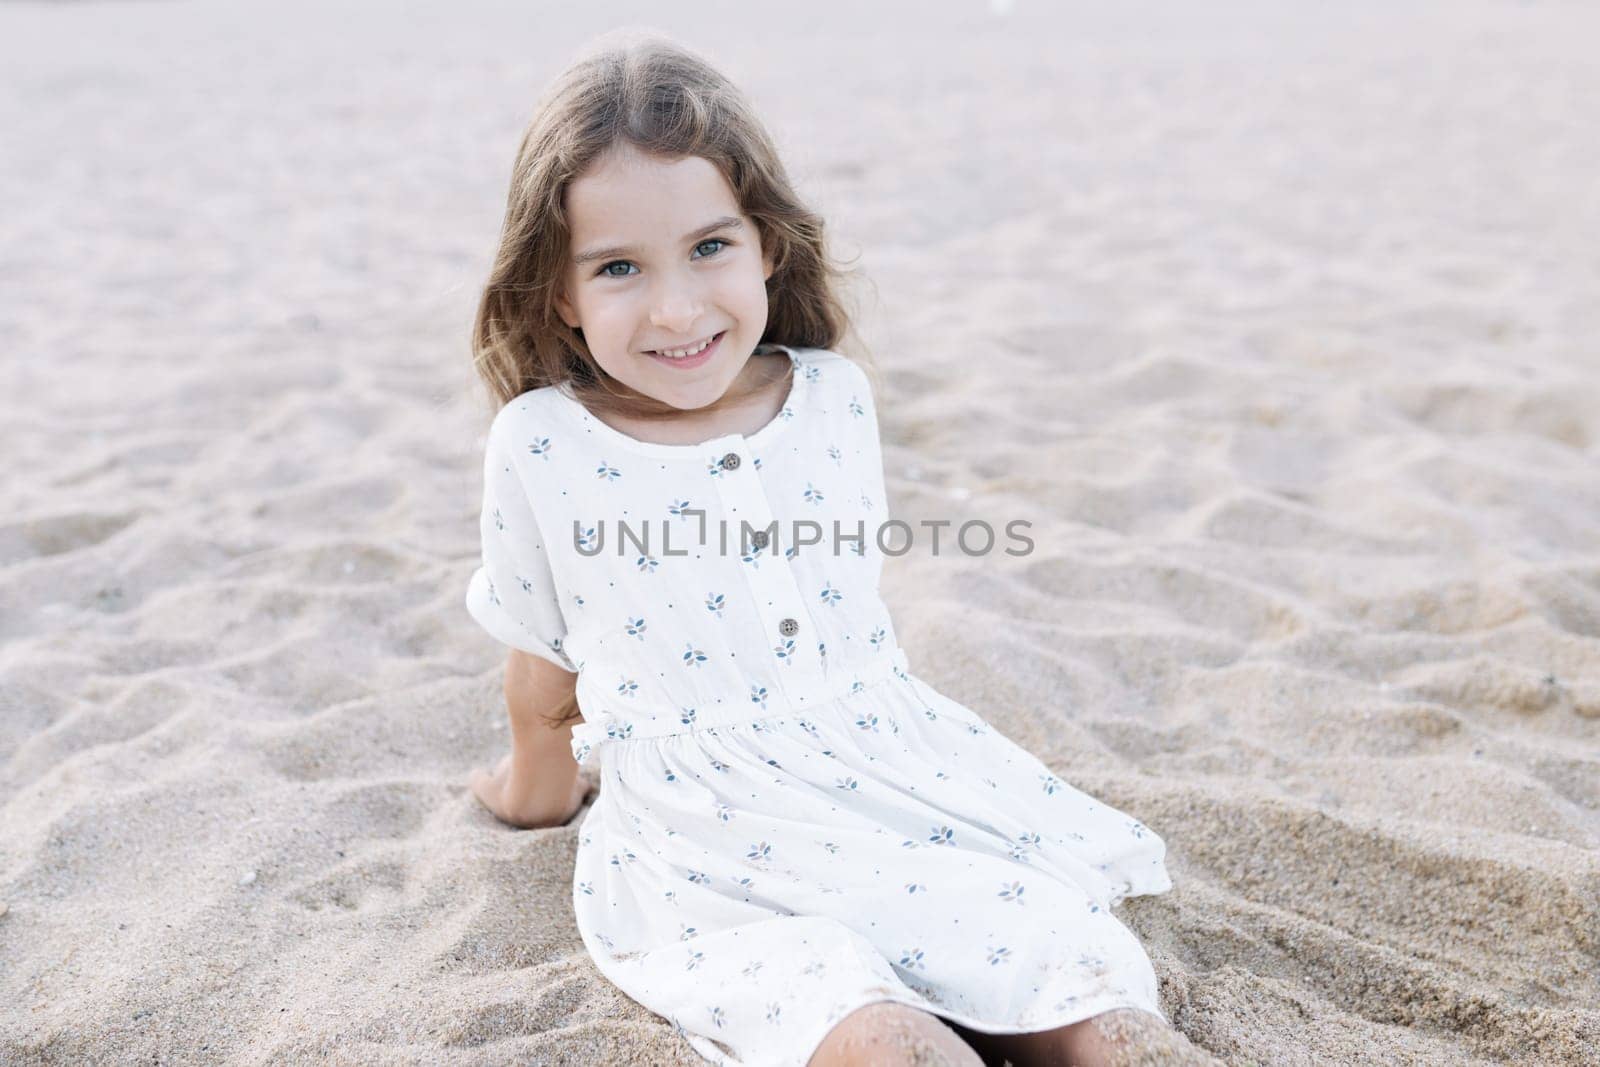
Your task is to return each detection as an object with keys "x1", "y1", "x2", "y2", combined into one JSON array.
[{"x1": 469, "y1": 753, "x2": 593, "y2": 829}]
